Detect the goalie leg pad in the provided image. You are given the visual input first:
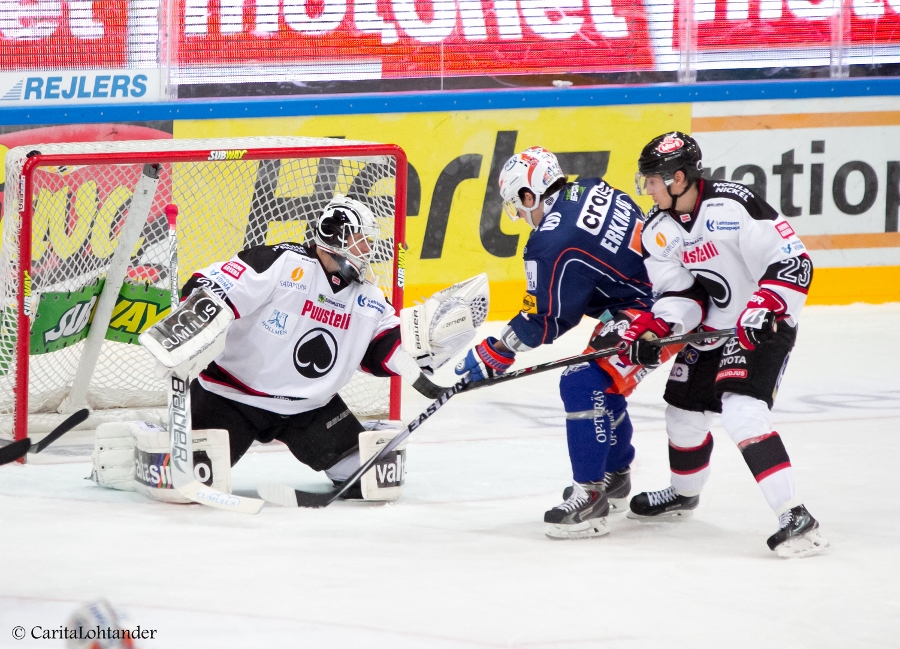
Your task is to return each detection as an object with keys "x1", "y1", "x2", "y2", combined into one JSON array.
[
  {"x1": 130, "y1": 425, "x2": 232, "y2": 504},
  {"x1": 91, "y1": 423, "x2": 140, "y2": 492},
  {"x1": 357, "y1": 421, "x2": 407, "y2": 501}
]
